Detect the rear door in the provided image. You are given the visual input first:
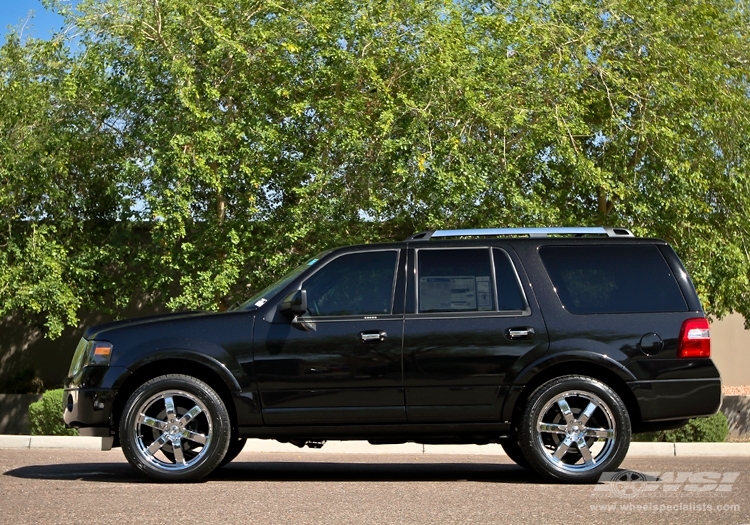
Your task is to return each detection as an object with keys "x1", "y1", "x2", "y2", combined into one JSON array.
[{"x1": 402, "y1": 245, "x2": 549, "y2": 422}]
